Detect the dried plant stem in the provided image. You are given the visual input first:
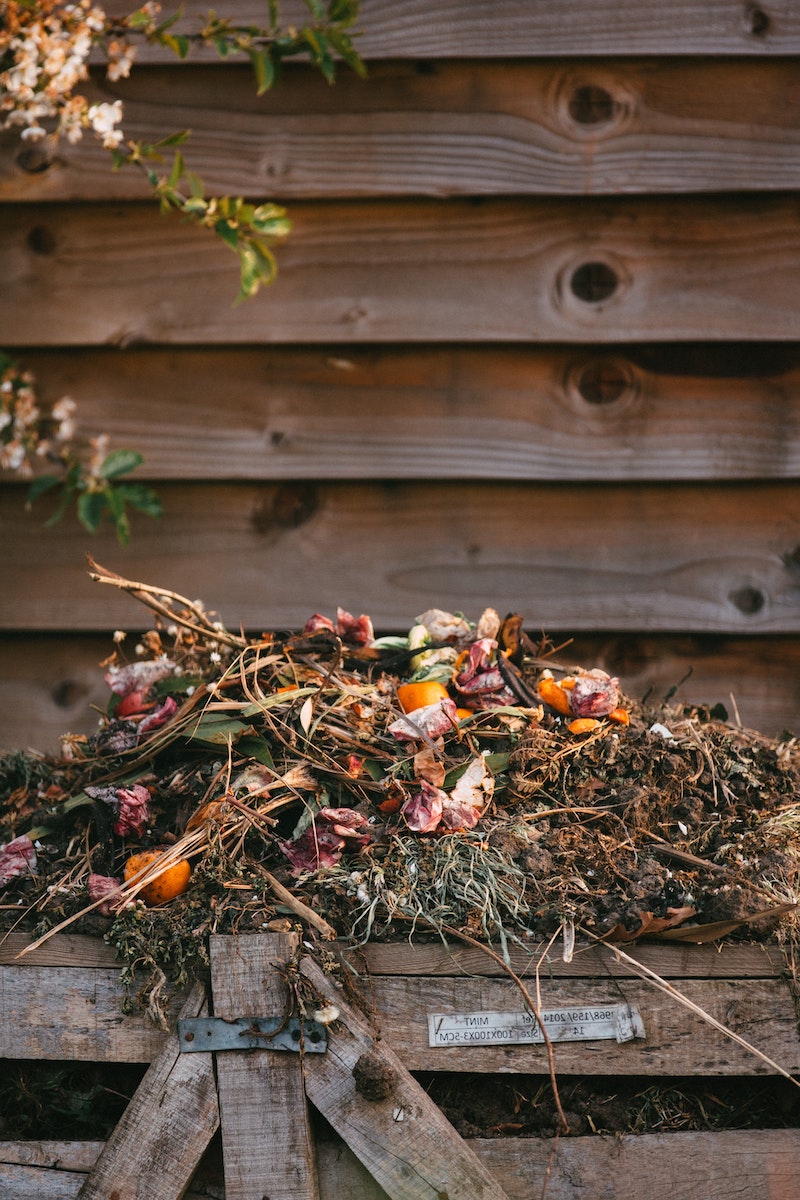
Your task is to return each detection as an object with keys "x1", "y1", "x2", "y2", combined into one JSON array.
[
  {"x1": 258, "y1": 867, "x2": 337, "y2": 941},
  {"x1": 436, "y1": 921, "x2": 570, "y2": 1134},
  {"x1": 594, "y1": 932, "x2": 800, "y2": 1088},
  {"x1": 87, "y1": 555, "x2": 245, "y2": 649}
]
